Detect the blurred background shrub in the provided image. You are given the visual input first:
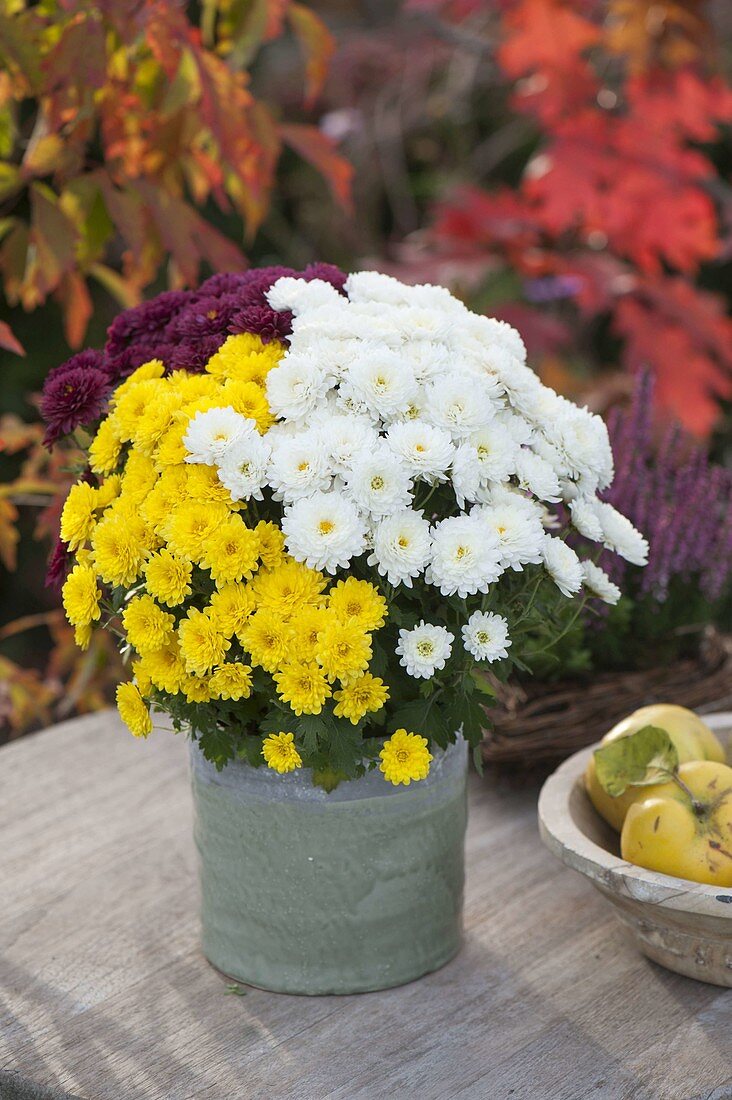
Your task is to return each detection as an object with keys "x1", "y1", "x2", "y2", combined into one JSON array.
[{"x1": 2, "y1": 0, "x2": 732, "y2": 741}]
